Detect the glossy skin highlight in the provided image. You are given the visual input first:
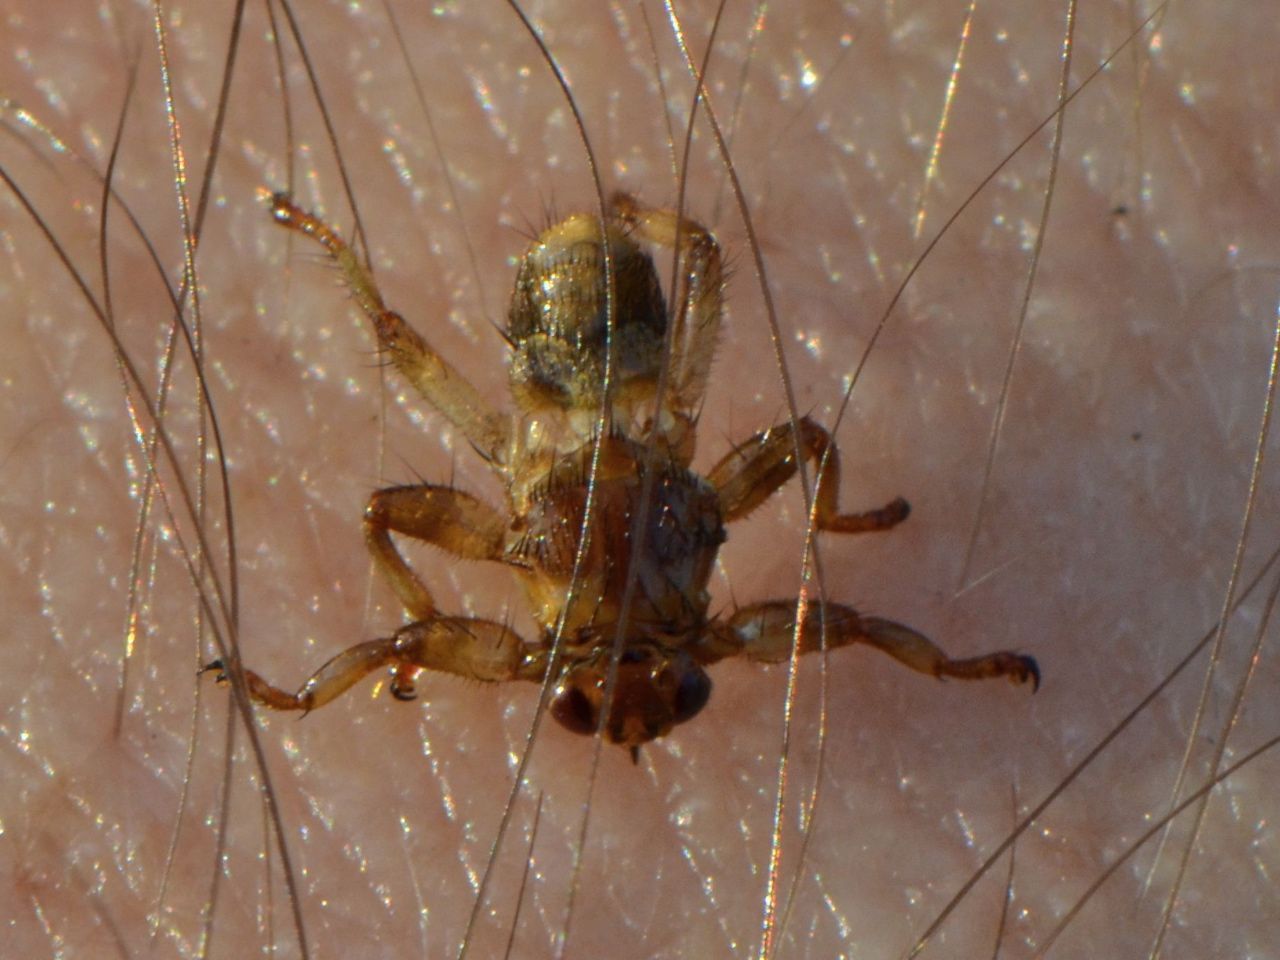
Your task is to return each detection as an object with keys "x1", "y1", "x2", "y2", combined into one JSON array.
[{"x1": 2, "y1": 2, "x2": 1277, "y2": 958}]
